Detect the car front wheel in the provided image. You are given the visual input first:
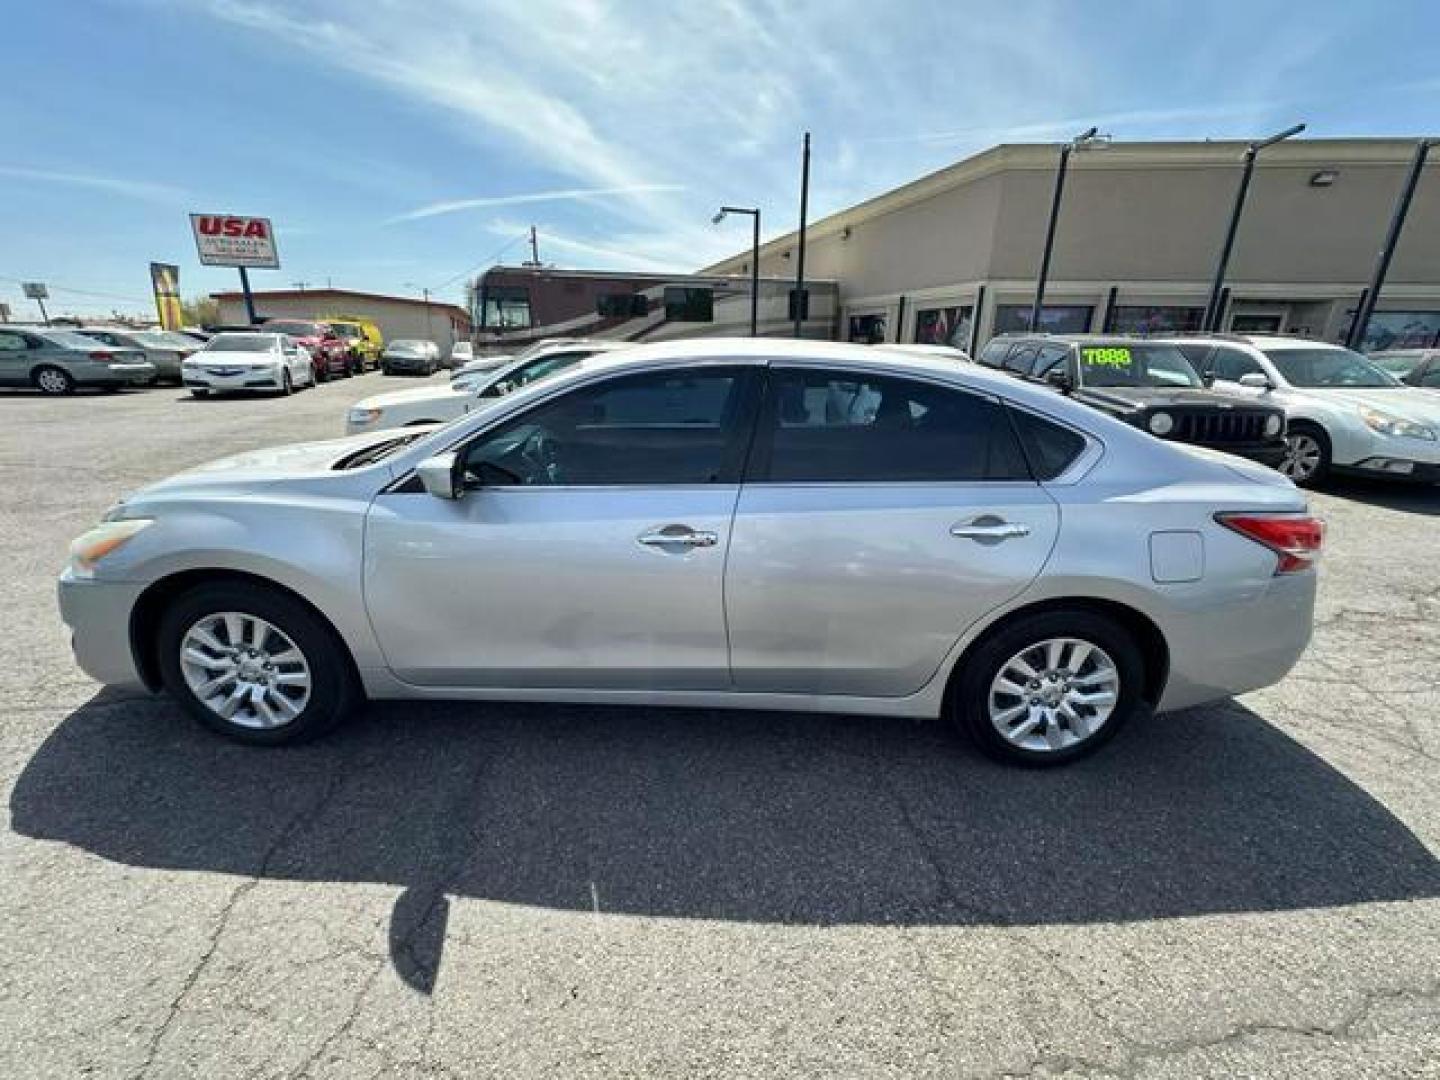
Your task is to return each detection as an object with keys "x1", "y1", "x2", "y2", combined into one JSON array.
[
  {"x1": 157, "y1": 583, "x2": 359, "y2": 745},
  {"x1": 952, "y1": 610, "x2": 1143, "y2": 766},
  {"x1": 1279, "y1": 424, "x2": 1330, "y2": 487}
]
